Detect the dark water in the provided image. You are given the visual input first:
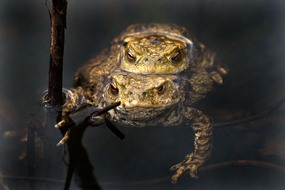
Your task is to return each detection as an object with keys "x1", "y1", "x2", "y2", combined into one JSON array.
[{"x1": 1, "y1": 0, "x2": 285, "y2": 189}]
